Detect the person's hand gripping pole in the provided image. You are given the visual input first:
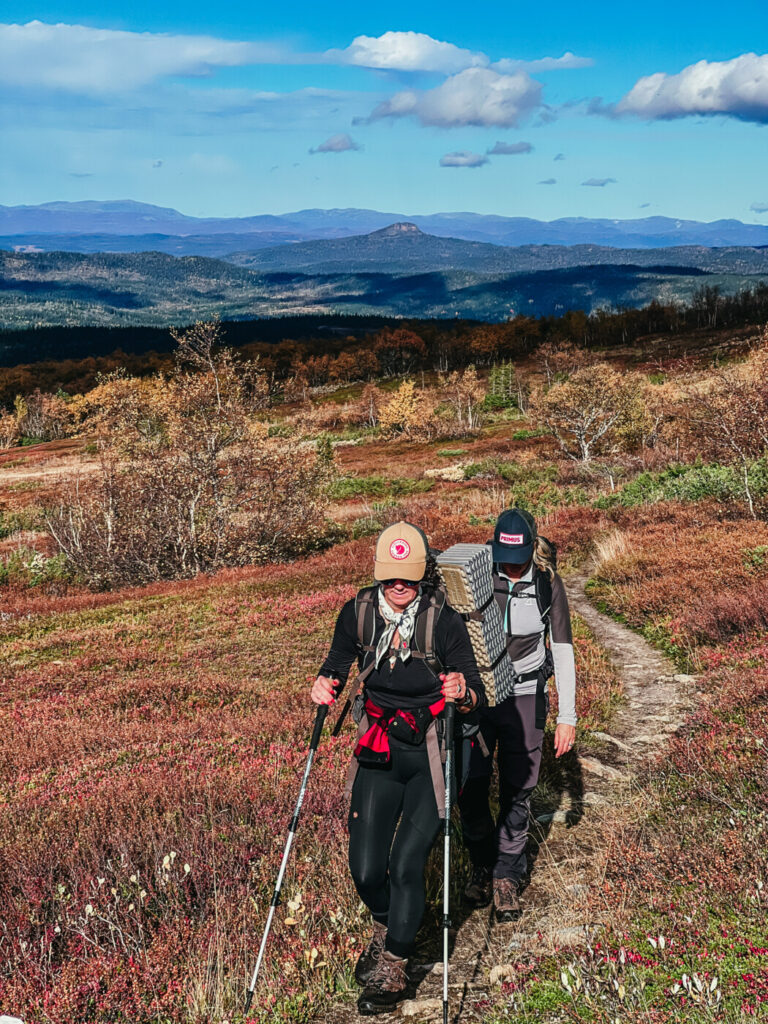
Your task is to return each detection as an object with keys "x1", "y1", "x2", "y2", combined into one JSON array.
[{"x1": 243, "y1": 677, "x2": 338, "y2": 1014}]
